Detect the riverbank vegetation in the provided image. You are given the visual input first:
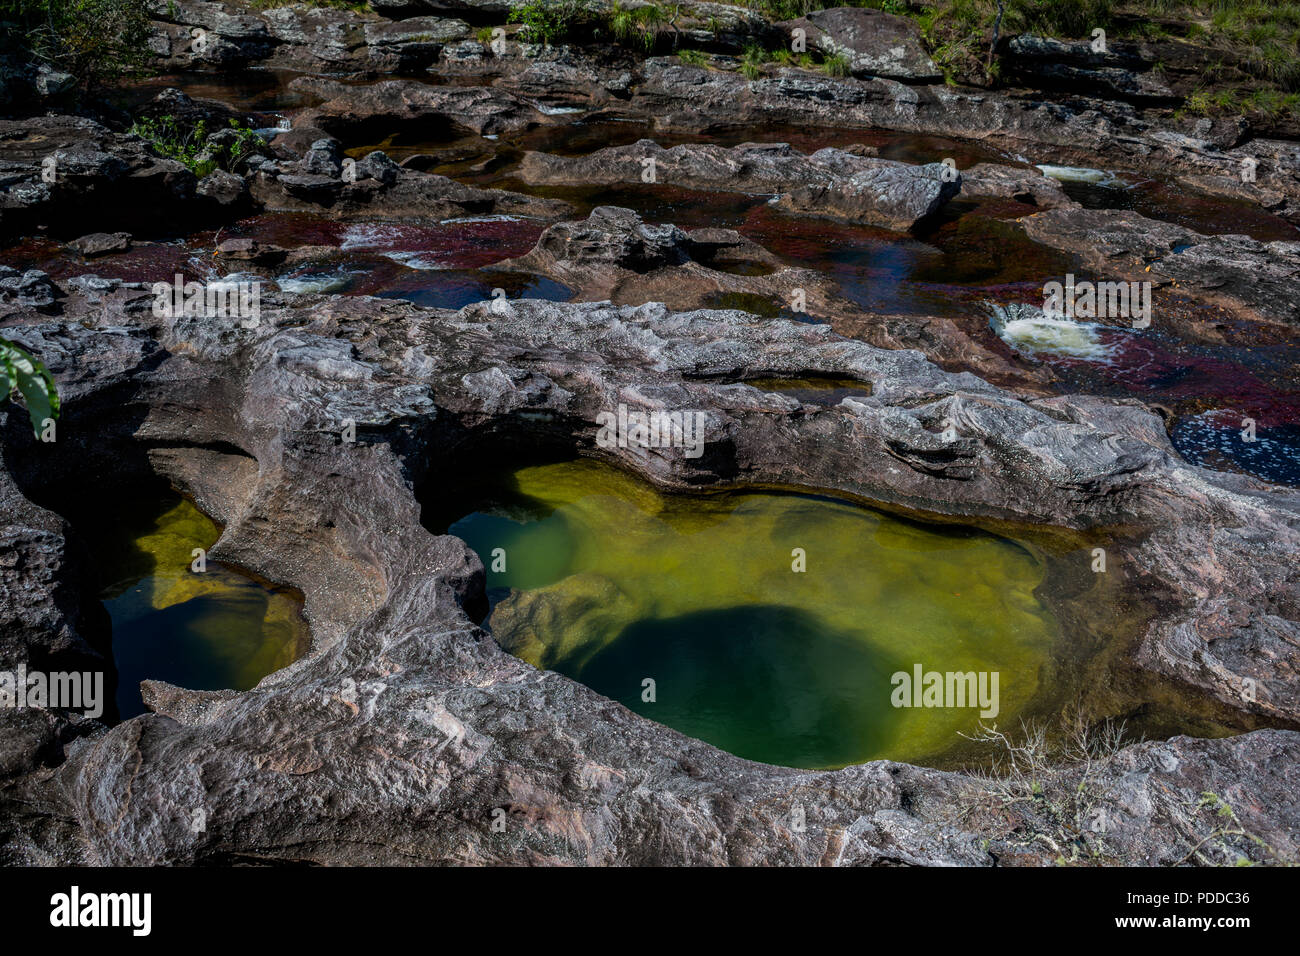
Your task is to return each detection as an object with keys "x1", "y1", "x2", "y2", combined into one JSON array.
[
  {"x1": 740, "y1": 0, "x2": 1300, "y2": 120},
  {"x1": 0, "y1": 0, "x2": 152, "y2": 87},
  {"x1": 127, "y1": 116, "x2": 268, "y2": 176}
]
